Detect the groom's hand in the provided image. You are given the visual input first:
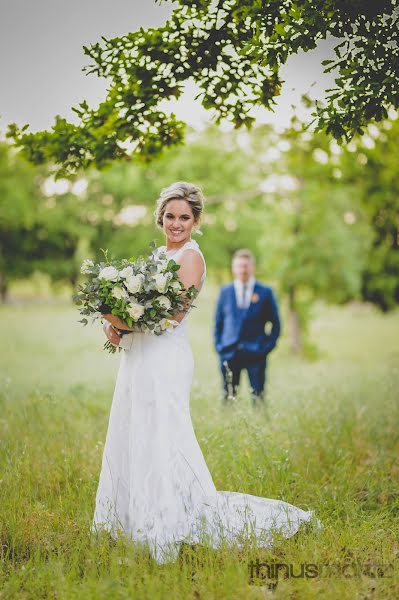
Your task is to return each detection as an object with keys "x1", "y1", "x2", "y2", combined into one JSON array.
[{"x1": 103, "y1": 321, "x2": 121, "y2": 346}]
